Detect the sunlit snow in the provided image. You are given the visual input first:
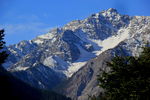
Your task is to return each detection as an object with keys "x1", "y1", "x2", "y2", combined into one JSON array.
[
  {"x1": 93, "y1": 28, "x2": 130, "y2": 55},
  {"x1": 64, "y1": 45, "x2": 96, "y2": 77},
  {"x1": 65, "y1": 28, "x2": 130, "y2": 77},
  {"x1": 14, "y1": 66, "x2": 29, "y2": 71}
]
